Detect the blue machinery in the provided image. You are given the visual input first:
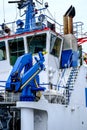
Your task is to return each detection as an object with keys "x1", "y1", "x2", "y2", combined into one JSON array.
[
  {"x1": 6, "y1": 52, "x2": 45, "y2": 101},
  {"x1": 9, "y1": 0, "x2": 48, "y2": 34}
]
